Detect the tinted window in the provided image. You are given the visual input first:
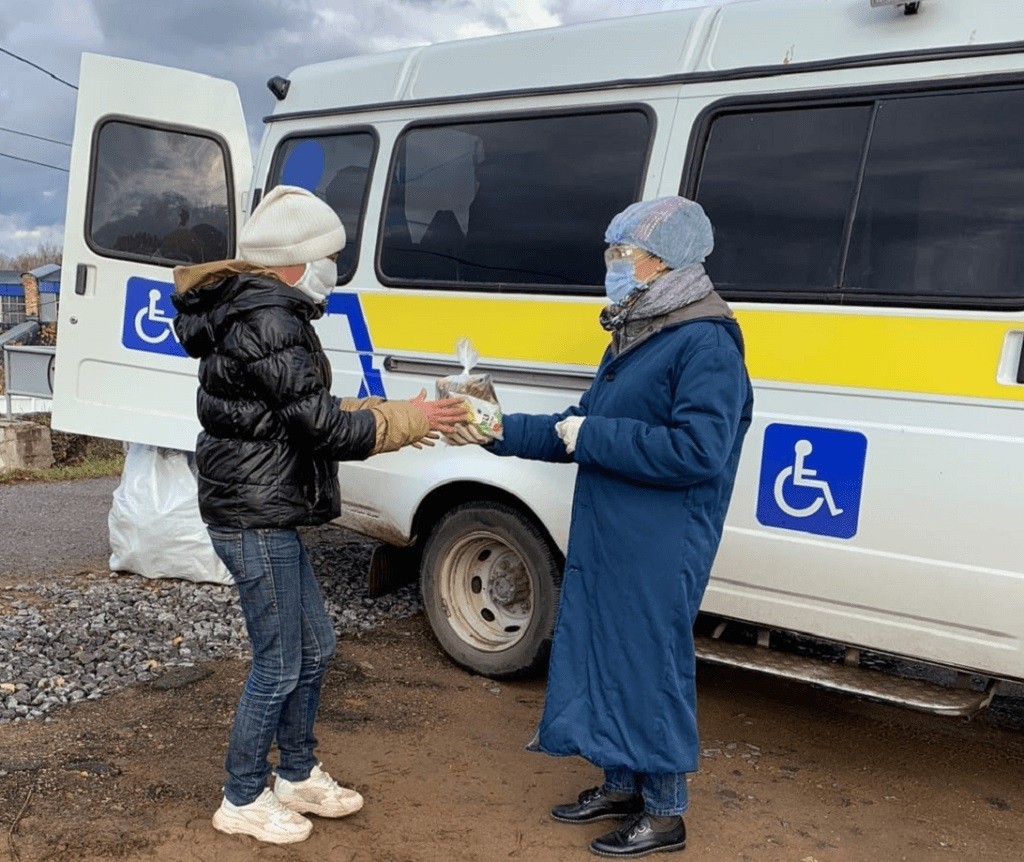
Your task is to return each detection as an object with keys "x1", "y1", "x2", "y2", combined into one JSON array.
[
  {"x1": 694, "y1": 106, "x2": 870, "y2": 296},
  {"x1": 269, "y1": 132, "x2": 376, "y2": 283},
  {"x1": 89, "y1": 121, "x2": 231, "y2": 265},
  {"x1": 380, "y1": 111, "x2": 651, "y2": 290},
  {"x1": 846, "y1": 89, "x2": 1024, "y2": 301}
]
